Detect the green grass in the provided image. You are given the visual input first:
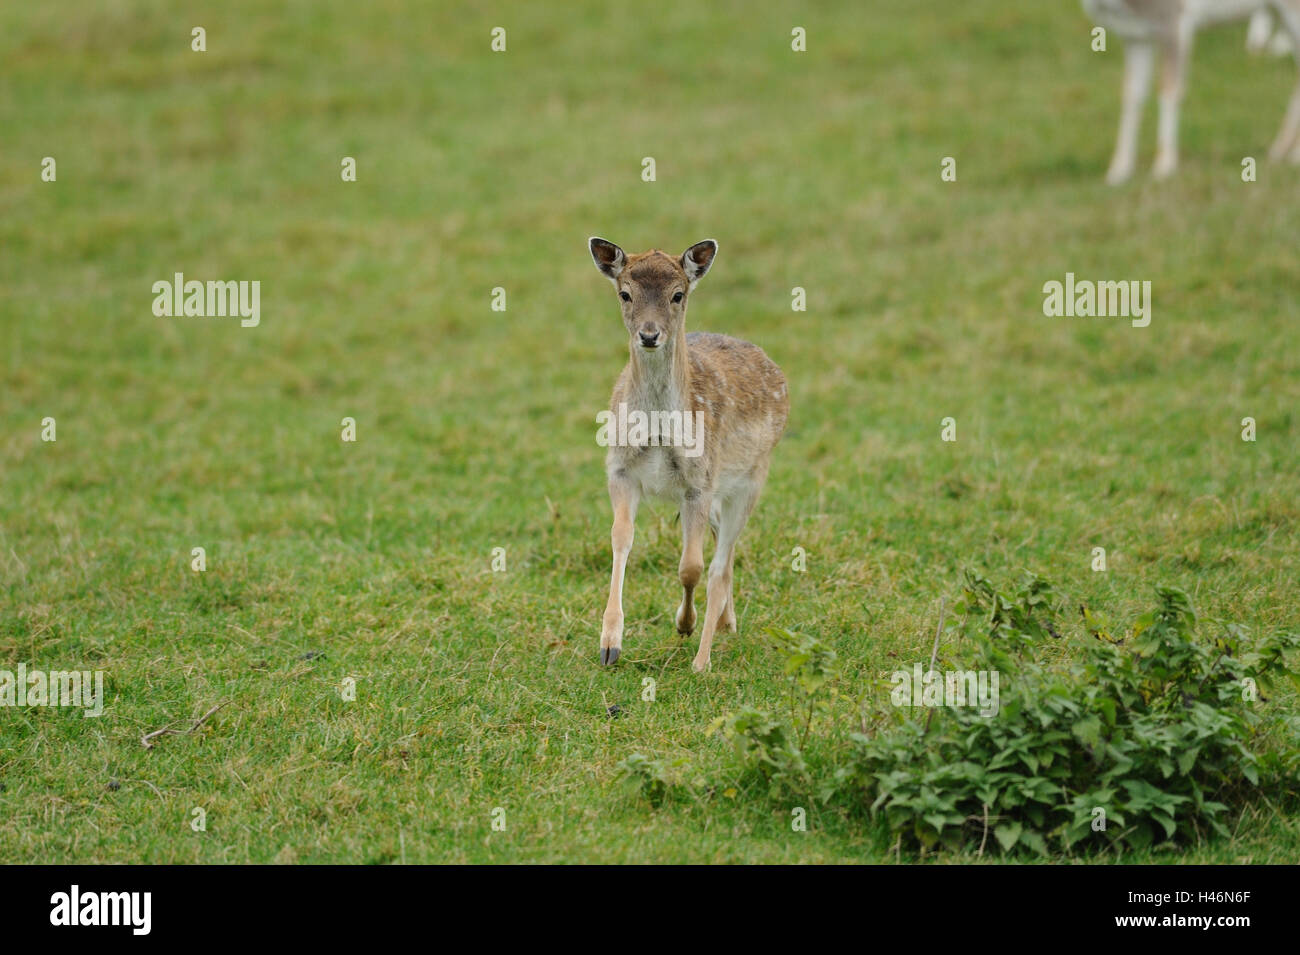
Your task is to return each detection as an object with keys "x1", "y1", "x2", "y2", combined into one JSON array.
[{"x1": 1, "y1": 0, "x2": 1297, "y2": 863}]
